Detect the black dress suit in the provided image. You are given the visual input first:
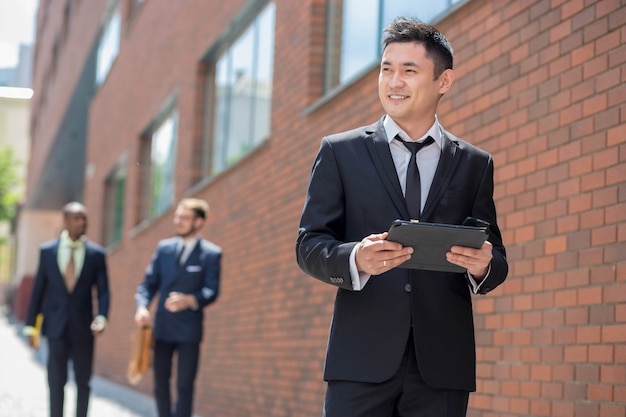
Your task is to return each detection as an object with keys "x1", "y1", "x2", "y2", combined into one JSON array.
[
  {"x1": 25, "y1": 239, "x2": 110, "y2": 417},
  {"x1": 296, "y1": 117, "x2": 508, "y2": 393}
]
